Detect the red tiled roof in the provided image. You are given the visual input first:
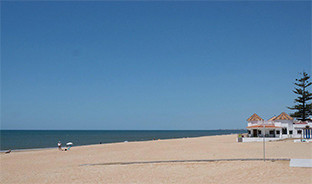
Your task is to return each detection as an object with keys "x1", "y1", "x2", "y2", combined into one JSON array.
[
  {"x1": 294, "y1": 122, "x2": 308, "y2": 124},
  {"x1": 246, "y1": 125, "x2": 281, "y2": 129},
  {"x1": 247, "y1": 113, "x2": 264, "y2": 121},
  {"x1": 268, "y1": 116, "x2": 277, "y2": 121},
  {"x1": 274, "y1": 112, "x2": 293, "y2": 121}
]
